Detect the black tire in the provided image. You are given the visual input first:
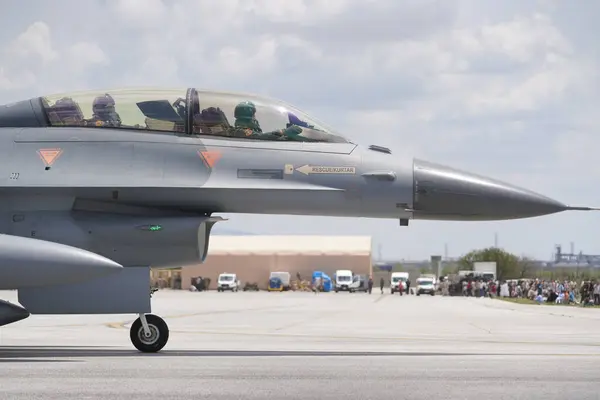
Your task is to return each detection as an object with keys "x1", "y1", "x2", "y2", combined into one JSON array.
[
  {"x1": 431, "y1": 292, "x2": 435, "y2": 296},
  {"x1": 130, "y1": 314, "x2": 169, "y2": 353},
  {"x1": 417, "y1": 292, "x2": 421, "y2": 296}
]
